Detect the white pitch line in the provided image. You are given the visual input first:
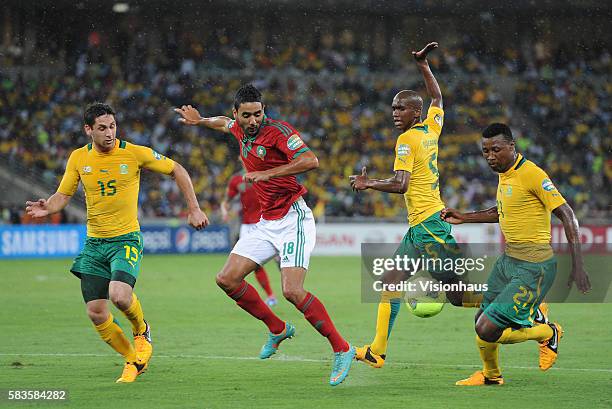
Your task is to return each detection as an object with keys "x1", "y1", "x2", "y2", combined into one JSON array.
[{"x1": 1, "y1": 353, "x2": 611, "y2": 373}]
